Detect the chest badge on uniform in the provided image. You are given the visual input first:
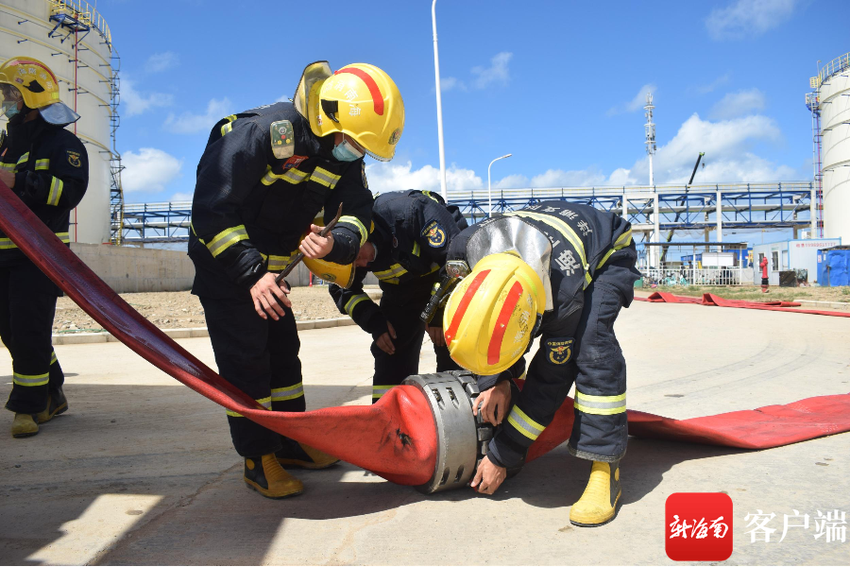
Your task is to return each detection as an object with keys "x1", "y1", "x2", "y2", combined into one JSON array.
[
  {"x1": 421, "y1": 220, "x2": 446, "y2": 248},
  {"x1": 545, "y1": 338, "x2": 574, "y2": 365},
  {"x1": 270, "y1": 120, "x2": 295, "y2": 160},
  {"x1": 67, "y1": 150, "x2": 82, "y2": 168},
  {"x1": 283, "y1": 155, "x2": 307, "y2": 169}
]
